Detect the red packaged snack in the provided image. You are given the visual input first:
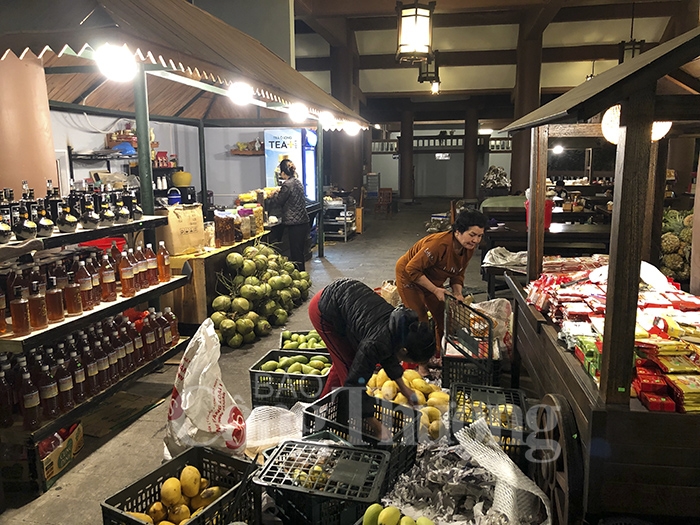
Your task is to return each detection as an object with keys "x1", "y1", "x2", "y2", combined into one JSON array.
[
  {"x1": 640, "y1": 391, "x2": 676, "y2": 412},
  {"x1": 633, "y1": 375, "x2": 668, "y2": 395},
  {"x1": 635, "y1": 366, "x2": 662, "y2": 377}
]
